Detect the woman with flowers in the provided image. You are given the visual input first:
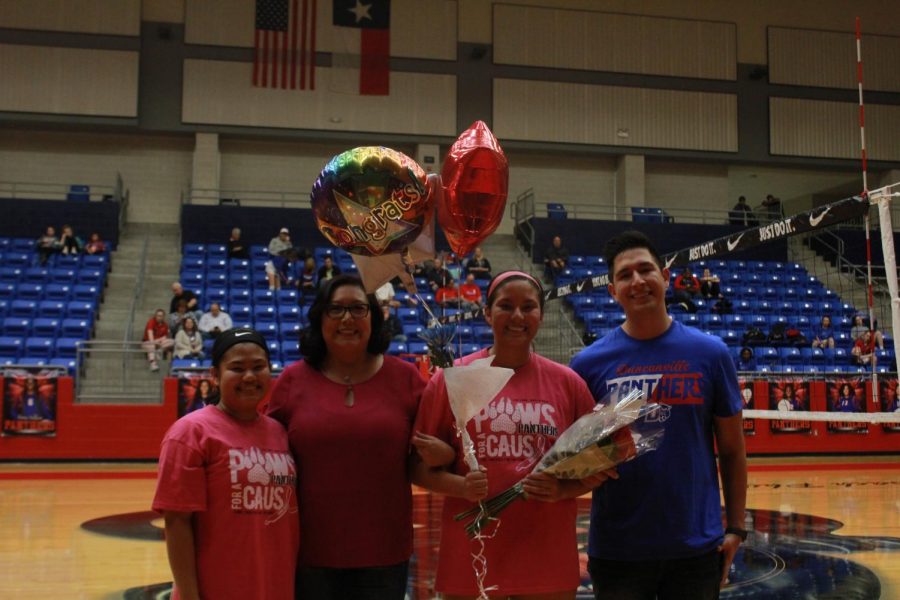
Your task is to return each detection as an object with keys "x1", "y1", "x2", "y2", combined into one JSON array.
[
  {"x1": 412, "y1": 270, "x2": 616, "y2": 599},
  {"x1": 266, "y1": 274, "x2": 452, "y2": 599}
]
